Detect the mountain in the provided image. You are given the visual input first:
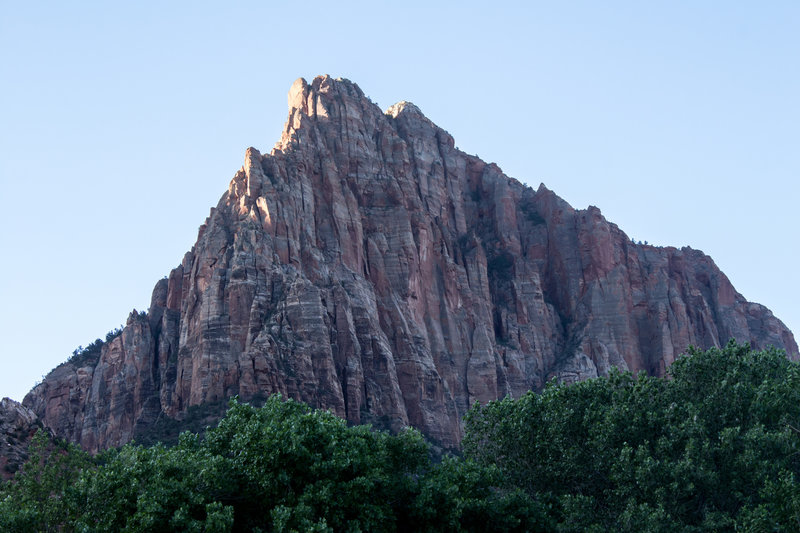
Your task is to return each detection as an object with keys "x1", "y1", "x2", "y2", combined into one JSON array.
[{"x1": 22, "y1": 75, "x2": 797, "y2": 453}]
